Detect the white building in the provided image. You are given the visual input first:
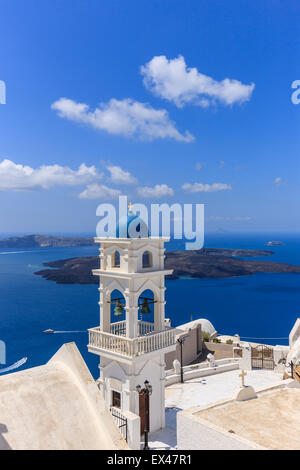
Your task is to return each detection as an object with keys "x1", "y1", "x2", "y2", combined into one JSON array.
[
  {"x1": 0, "y1": 343, "x2": 128, "y2": 450},
  {"x1": 88, "y1": 210, "x2": 176, "y2": 434}
]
